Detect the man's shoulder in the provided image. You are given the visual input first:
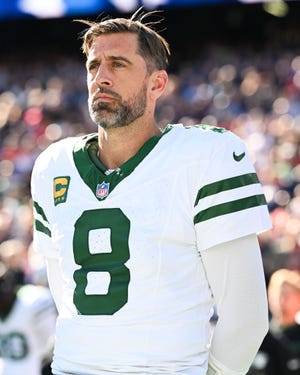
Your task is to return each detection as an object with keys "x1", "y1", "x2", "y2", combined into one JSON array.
[
  {"x1": 17, "y1": 284, "x2": 54, "y2": 312},
  {"x1": 166, "y1": 124, "x2": 241, "y2": 153},
  {"x1": 33, "y1": 133, "x2": 96, "y2": 171},
  {"x1": 37, "y1": 135, "x2": 85, "y2": 158},
  {"x1": 167, "y1": 123, "x2": 236, "y2": 141}
]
